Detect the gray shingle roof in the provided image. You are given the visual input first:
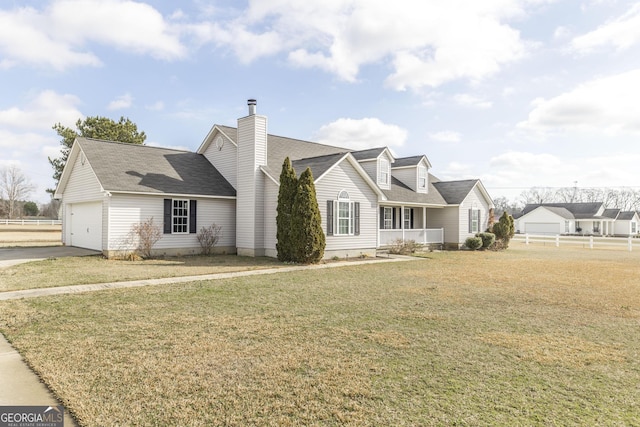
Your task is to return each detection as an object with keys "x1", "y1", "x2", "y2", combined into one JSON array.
[
  {"x1": 522, "y1": 202, "x2": 603, "y2": 219},
  {"x1": 77, "y1": 138, "x2": 236, "y2": 197},
  {"x1": 602, "y1": 208, "x2": 620, "y2": 219},
  {"x1": 431, "y1": 179, "x2": 479, "y2": 204},
  {"x1": 291, "y1": 153, "x2": 348, "y2": 181},
  {"x1": 350, "y1": 148, "x2": 386, "y2": 161},
  {"x1": 543, "y1": 206, "x2": 575, "y2": 219},
  {"x1": 382, "y1": 177, "x2": 448, "y2": 205},
  {"x1": 216, "y1": 125, "x2": 347, "y2": 169},
  {"x1": 392, "y1": 155, "x2": 424, "y2": 168},
  {"x1": 618, "y1": 211, "x2": 638, "y2": 220}
]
